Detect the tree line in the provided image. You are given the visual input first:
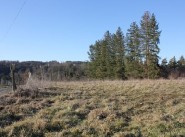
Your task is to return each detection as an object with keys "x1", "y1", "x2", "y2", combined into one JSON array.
[
  {"x1": 88, "y1": 11, "x2": 162, "y2": 79},
  {"x1": 0, "y1": 61, "x2": 87, "y2": 85},
  {"x1": 0, "y1": 55, "x2": 185, "y2": 86},
  {"x1": 88, "y1": 11, "x2": 185, "y2": 80}
]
